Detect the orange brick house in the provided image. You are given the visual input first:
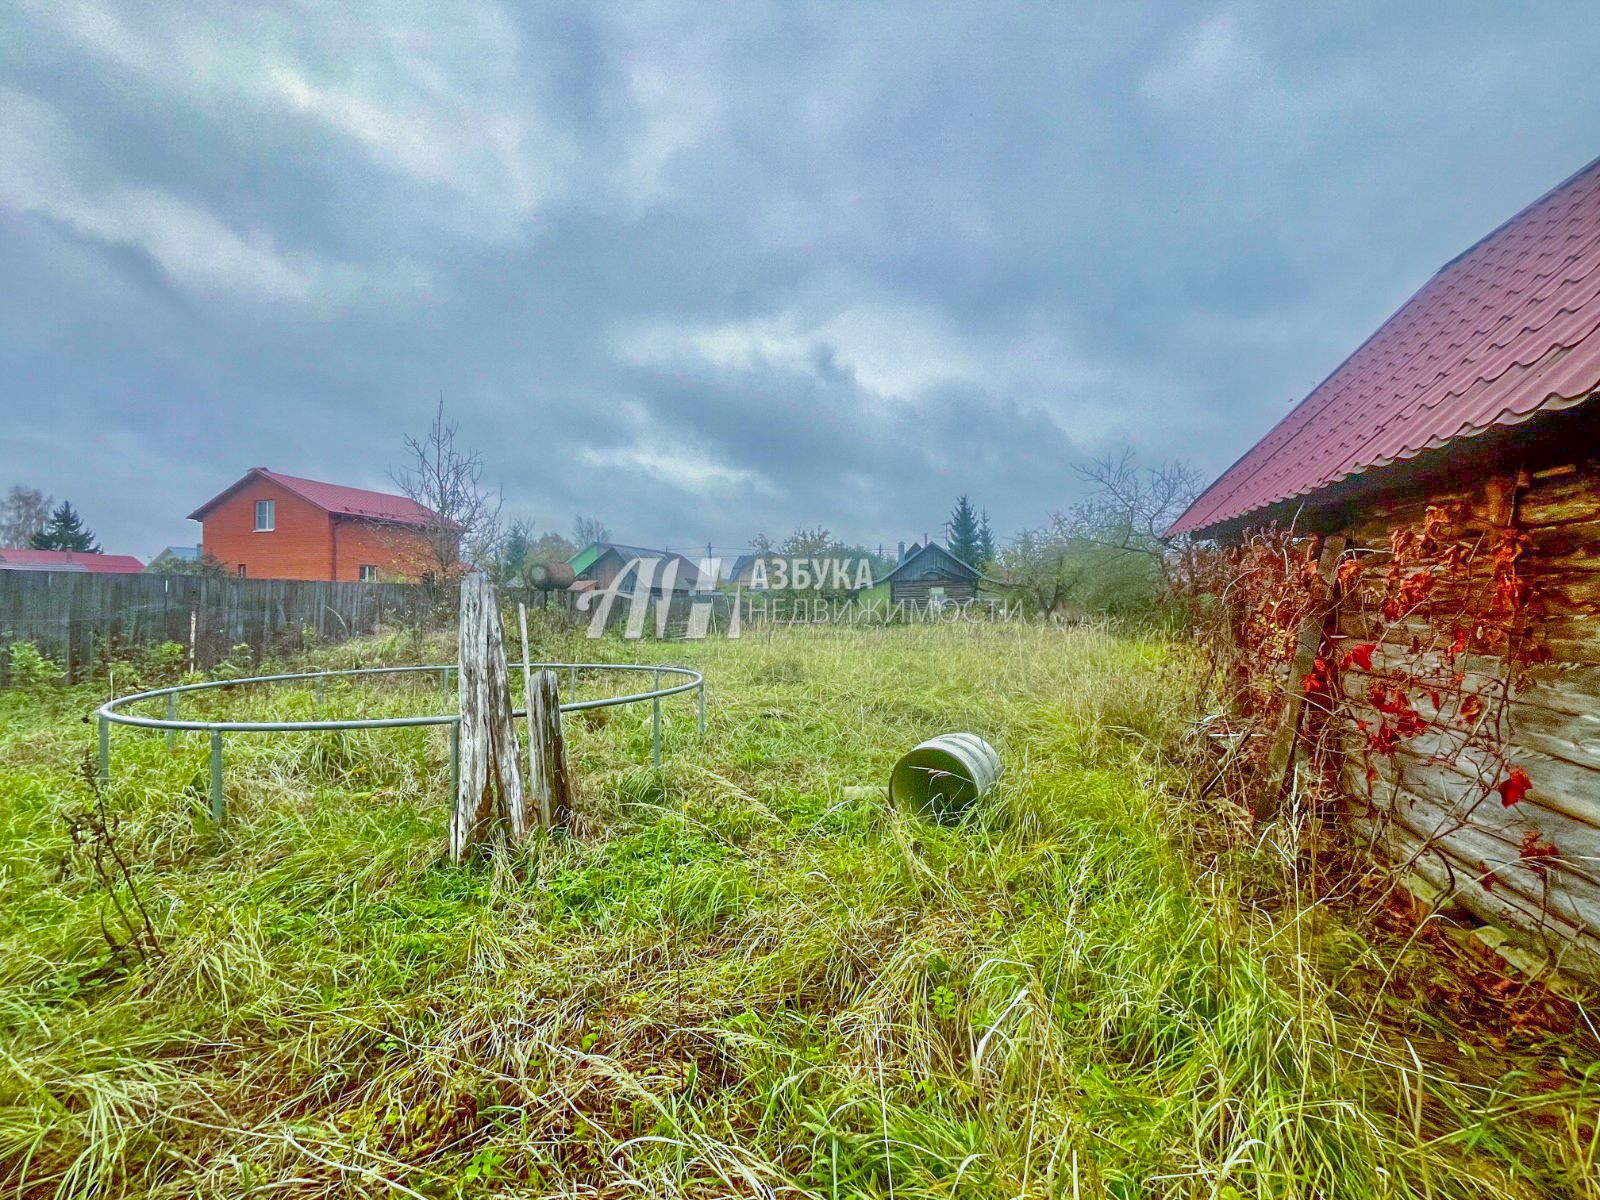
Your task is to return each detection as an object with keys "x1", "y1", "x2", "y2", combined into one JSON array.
[{"x1": 188, "y1": 468, "x2": 443, "y2": 582}]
